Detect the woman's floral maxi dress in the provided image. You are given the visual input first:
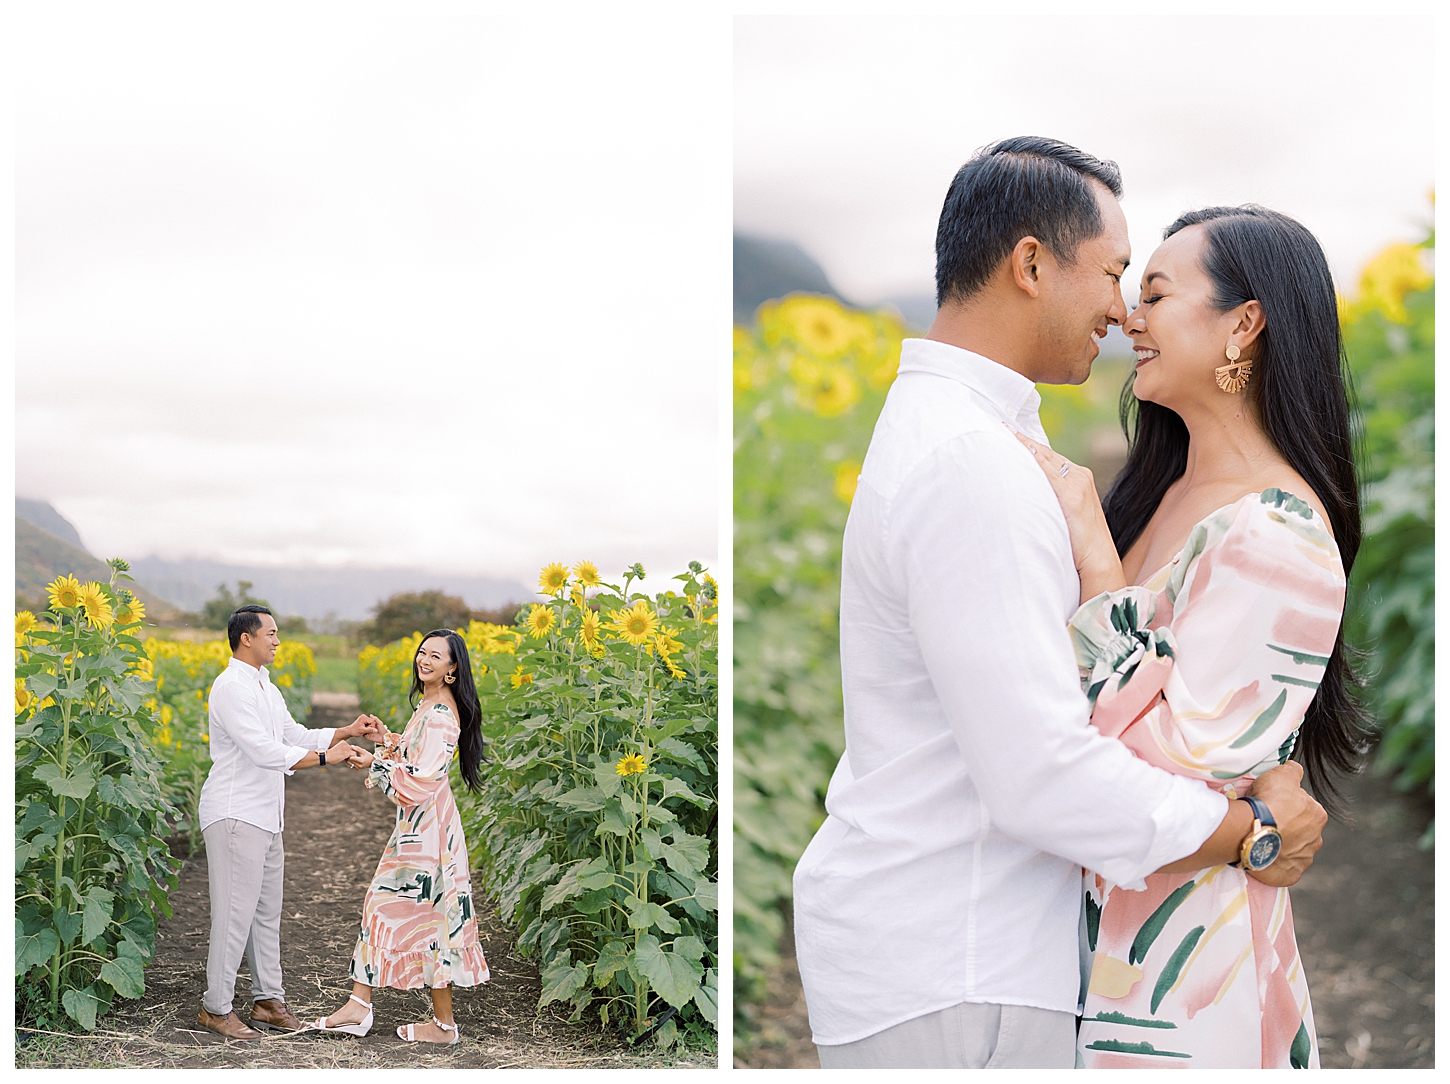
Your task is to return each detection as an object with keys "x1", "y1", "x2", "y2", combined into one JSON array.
[
  {"x1": 1072, "y1": 491, "x2": 1344, "y2": 1069},
  {"x1": 349, "y1": 701, "x2": 491, "y2": 990}
]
